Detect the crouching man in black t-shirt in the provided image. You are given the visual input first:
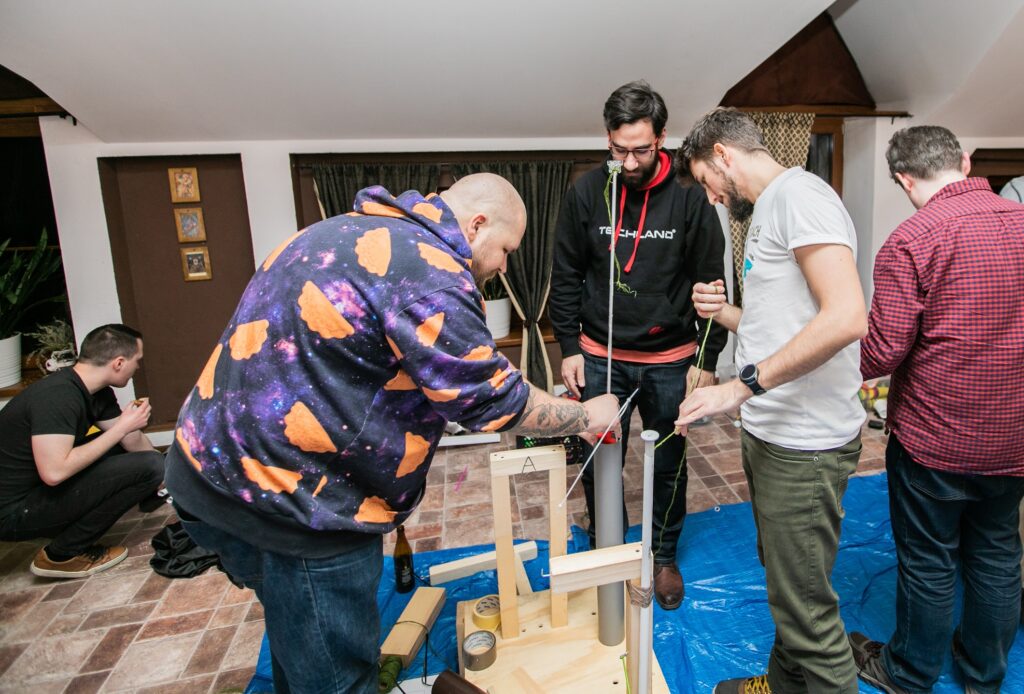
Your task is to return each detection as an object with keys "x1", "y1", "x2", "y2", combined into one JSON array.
[{"x1": 0, "y1": 324, "x2": 163, "y2": 578}]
